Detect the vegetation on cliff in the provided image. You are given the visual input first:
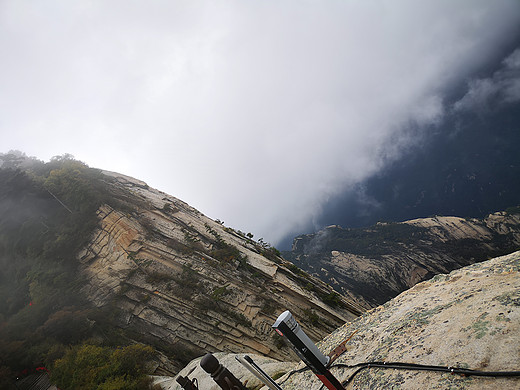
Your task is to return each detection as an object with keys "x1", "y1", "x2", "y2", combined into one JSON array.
[
  {"x1": 284, "y1": 213, "x2": 520, "y2": 307},
  {"x1": 4, "y1": 151, "x2": 516, "y2": 389},
  {"x1": 50, "y1": 343, "x2": 158, "y2": 390},
  {"x1": 0, "y1": 154, "x2": 153, "y2": 388},
  {"x1": 0, "y1": 153, "x2": 346, "y2": 388}
]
